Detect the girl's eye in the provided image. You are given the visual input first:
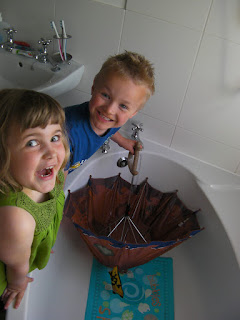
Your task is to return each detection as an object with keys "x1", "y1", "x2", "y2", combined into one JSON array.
[
  {"x1": 26, "y1": 140, "x2": 38, "y2": 147},
  {"x1": 51, "y1": 135, "x2": 60, "y2": 142}
]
